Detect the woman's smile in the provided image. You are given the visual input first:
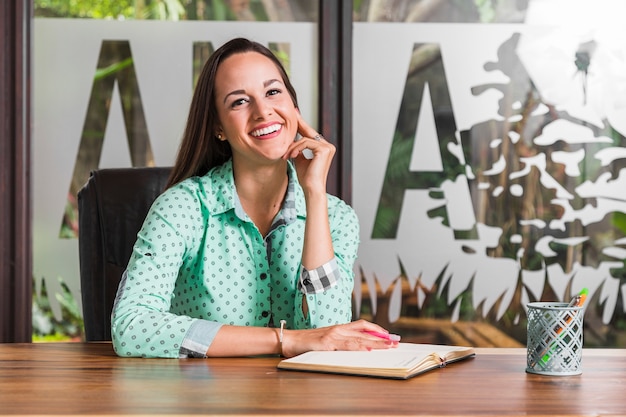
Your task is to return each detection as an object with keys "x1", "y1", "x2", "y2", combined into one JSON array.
[{"x1": 251, "y1": 122, "x2": 283, "y2": 139}]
